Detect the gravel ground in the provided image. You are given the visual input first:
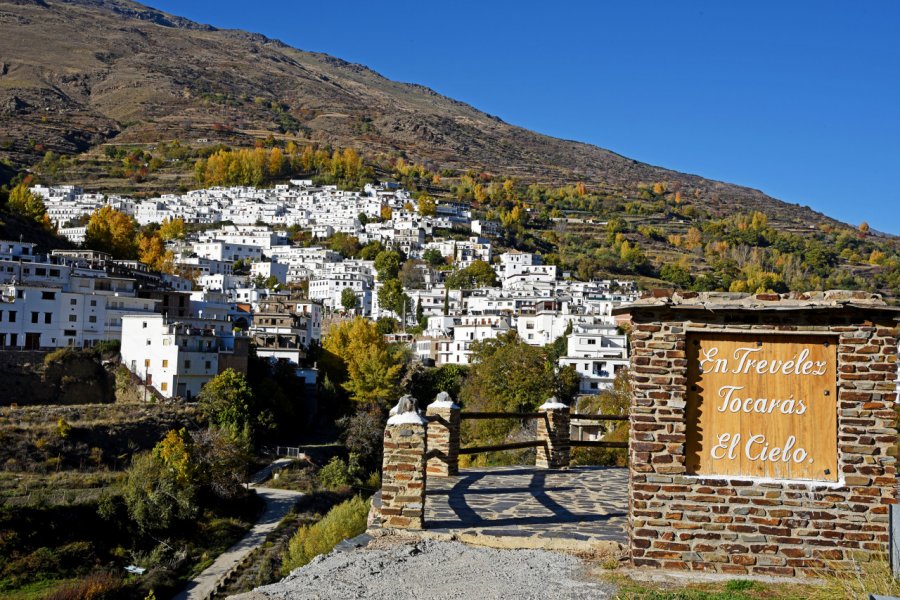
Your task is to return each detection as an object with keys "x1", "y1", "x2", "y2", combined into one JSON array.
[{"x1": 236, "y1": 538, "x2": 617, "y2": 600}]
